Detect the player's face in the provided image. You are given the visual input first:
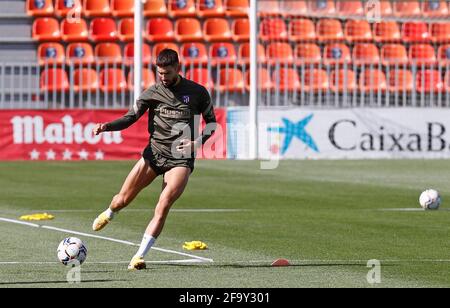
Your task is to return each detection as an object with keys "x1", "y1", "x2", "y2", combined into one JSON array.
[{"x1": 157, "y1": 64, "x2": 180, "y2": 87}]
